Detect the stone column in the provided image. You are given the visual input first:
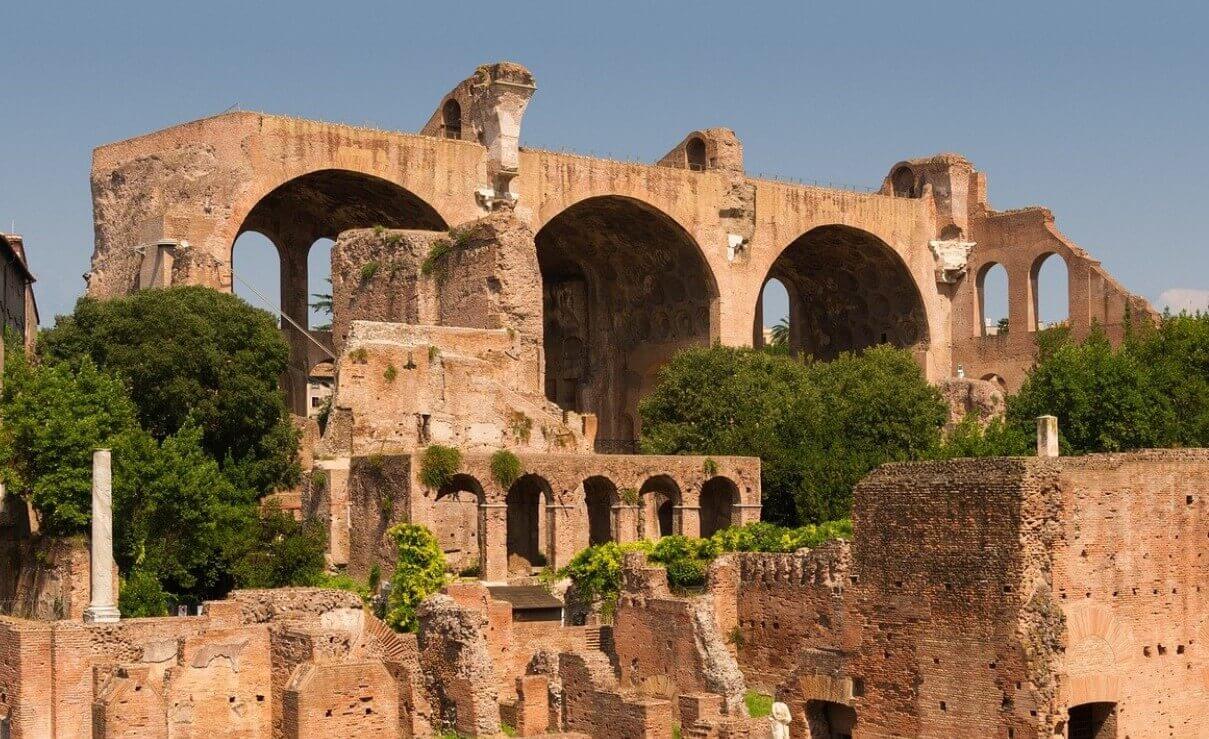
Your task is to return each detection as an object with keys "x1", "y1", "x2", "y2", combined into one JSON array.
[
  {"x1": 613, "y1": 504, "x2": 640, "y2": 543},
  {"x1": 676, "y1": 505, "x2": 701, "y2": 538},
  {"x1": 547, "y1": 502, "x2": 578, "y2": 570},
  {"x1": 1036, "y1": 415, "x2": 1059, "y2": 458},
  {"x1": 480, "y1": 503, "x2": 508, "y2": 583},
  {"x1": 84, "y1": 449, "x2": 120, "y2": 623}
]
